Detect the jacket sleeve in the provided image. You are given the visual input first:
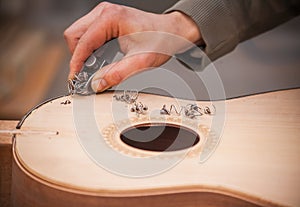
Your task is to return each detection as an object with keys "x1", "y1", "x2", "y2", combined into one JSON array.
[{"x1": 165, "y1": 0, "x2": 300, "y2": 61}]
